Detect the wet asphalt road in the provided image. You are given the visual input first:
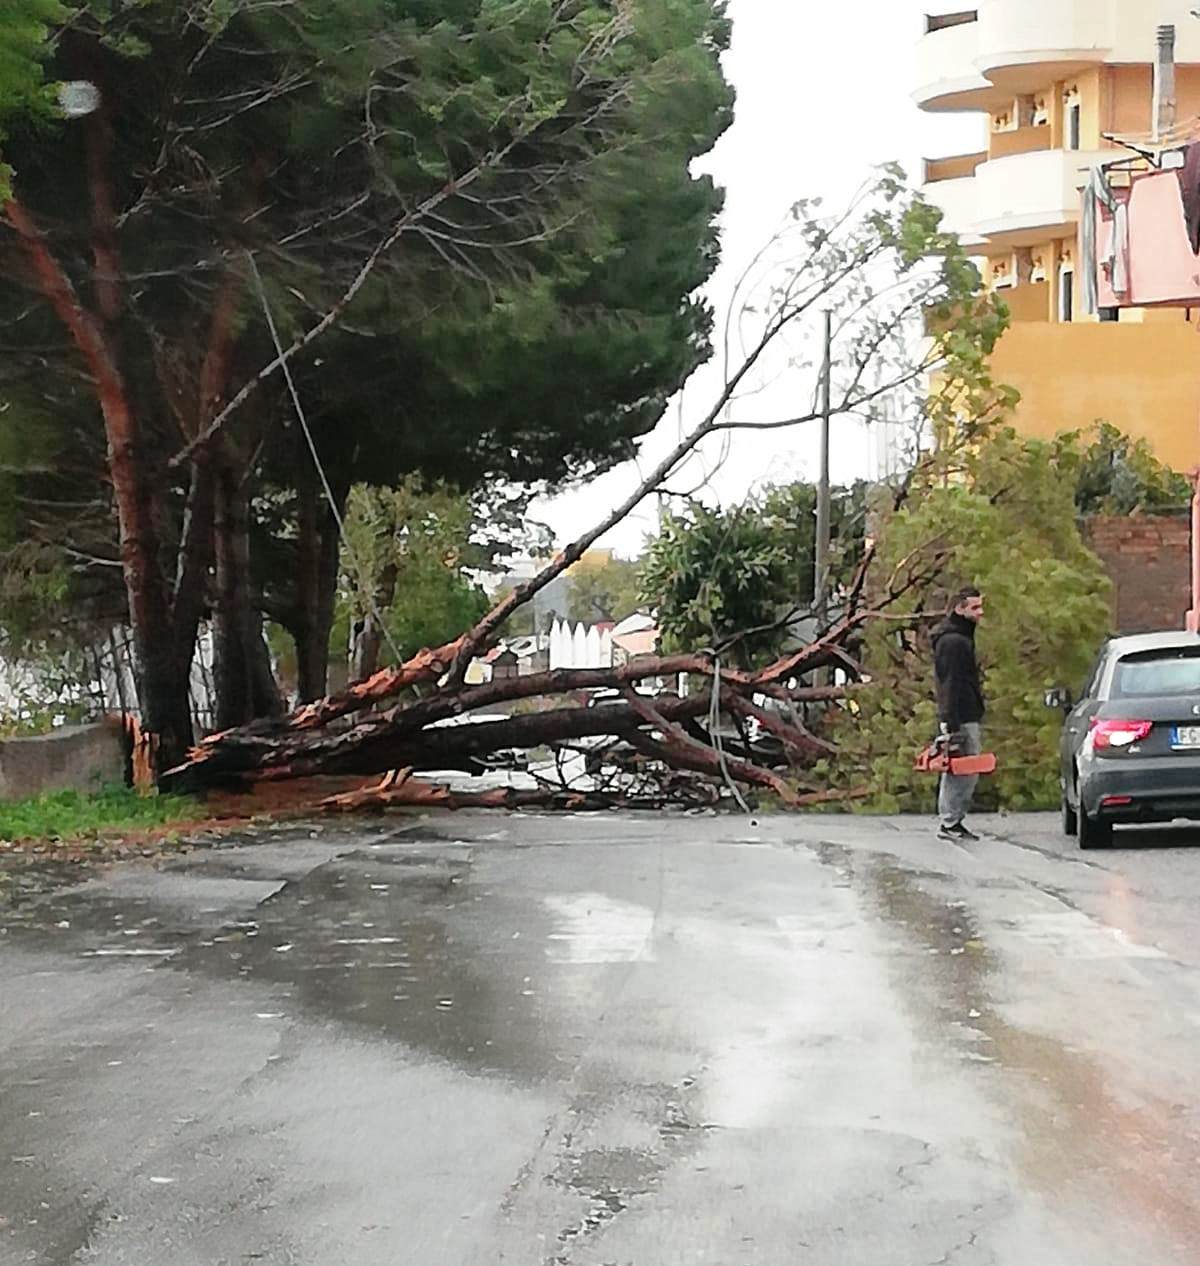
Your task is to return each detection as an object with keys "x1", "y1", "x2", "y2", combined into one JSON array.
[{"x1": 3, "y1": 812, "x2": 1200, "y2": 1265}]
